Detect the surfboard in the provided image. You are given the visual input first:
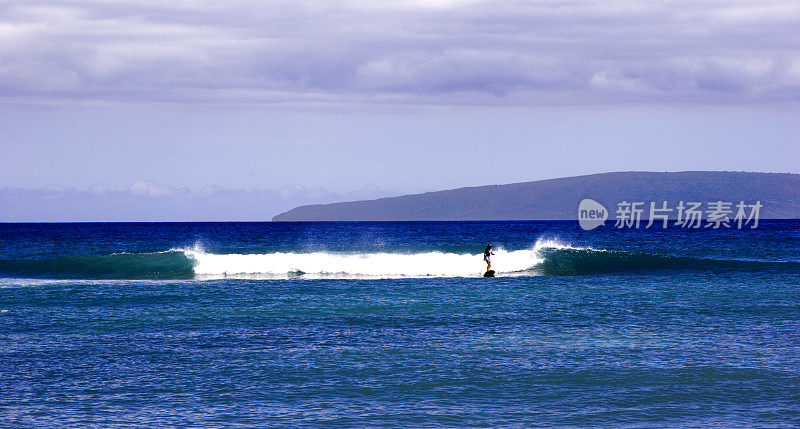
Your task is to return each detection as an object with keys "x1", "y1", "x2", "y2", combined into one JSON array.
[{"x1": 484, "y1": 270, "x2": 495, "y2": 277}]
